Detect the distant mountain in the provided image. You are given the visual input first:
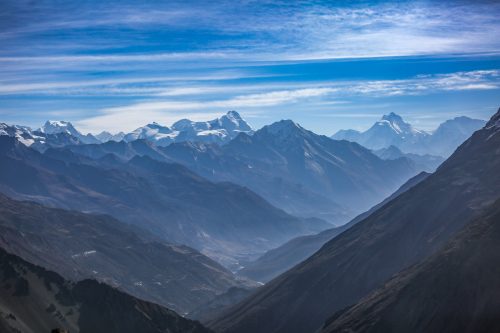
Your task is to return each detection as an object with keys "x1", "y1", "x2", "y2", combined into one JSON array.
[
  {"x1": 39, "y1": 120, "x2": 100, "y2": 144},
  {"x1": 237, "y1": 171, "x2": 430, "y2": 284},
  {"x1": 62, "y1": 120, "x2": 416, "y2": 224},
  {"x1": 209, "y1": 108, "x2": 500, "y2": 333},
  {"x1": 0, "y1": 136, "x2": 327, "y2": 268},
  {"x1": 0, "y1": 122, "x2": 82, "y2": 152},
  {"x1": 332, "y1": 113, "x2": 485, "y2": 157},
  {"x1": 0, "y1": 192, "x2": 243, "y2": 314},
  {"x1": 0, "y1": 246, "x2": 212, "y2": 333},
  {"x1": 2, "y1": 114, "x2": 417, "y2": 224},
  {"x1": 333, "y1": 112, "x2": 428, "y2": 150},
  {"x1": 429, "y1": 115, "x2": 488, "y2": 156},
  {"x1": 373, "y1": 145, "x2": 444, "y2": 172},
  {"x1": 159, "y1": 120, "x2": 417, "y2": 222},
  {"x1": 322, "y1": 198, "x2": 500, "y2": 333},
  {"x1": 95, "y1": 130, "x2": 125, "y2": 142},
  {"x1": 124, "y1": 111, "x2": 253, "y2": 146}
]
